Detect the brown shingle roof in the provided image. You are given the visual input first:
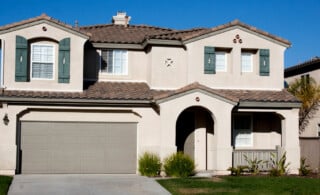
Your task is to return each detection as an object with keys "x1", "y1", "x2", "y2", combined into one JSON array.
[
  {"x1": 0, "y1": 82, "x2": 153, "y2": 101},
  {"x1": 80, "y1": 24, "x2": 174, "y2": 44},
  {"x1": 147, "y1": 20, "x2": 290, "y2": 45},
  {"x1": 79, "y1": 19, "x2": 290, "y2": 46},
  {"x1": 153, "y1": 82, "x2": 298, "y2": 103},
  {"x1": 0, "y1": 82, "x2": 299, "y2": 105}
]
